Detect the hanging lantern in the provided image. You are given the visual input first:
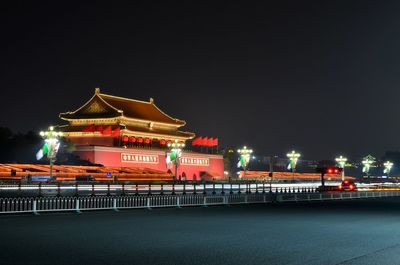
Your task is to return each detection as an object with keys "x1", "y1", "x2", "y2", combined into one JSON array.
[
  {"x1": 137, "y1": 137, "x2": 143, "y2": 143},
  {"x1": 129, "y1": 136, "x2": 136, "y2": 143},
  {"x1": 122, "y1": 135, "x2": 129, "y2": 142},
  {"x1": 144, "y1": 138, "x2": 151, "y2": 144},
  {"x1": 160, "y1": 139, "x2": 166, "y2": 145}
]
